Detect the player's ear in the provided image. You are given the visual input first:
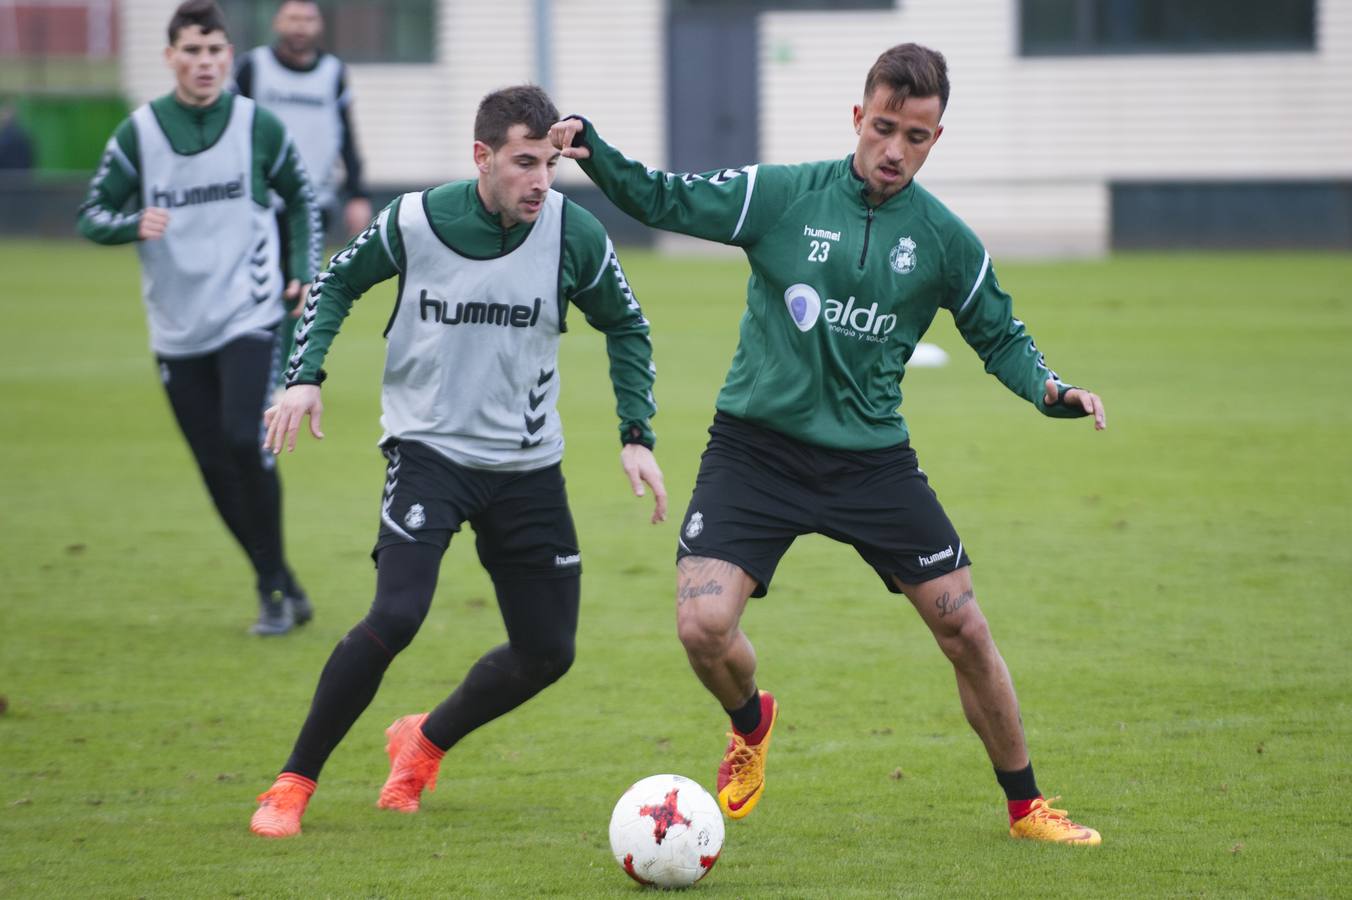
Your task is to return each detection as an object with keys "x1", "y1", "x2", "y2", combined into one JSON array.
[
  {"x1": 933, "y1": 123, "x2": 944, "y2": 144},
  {"x1": 852, "y1": 104, "x2": 863, "y2": 134},
  {"x1": 472, "y1": 140, "x2": 493, "y2": 174}
]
